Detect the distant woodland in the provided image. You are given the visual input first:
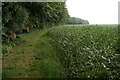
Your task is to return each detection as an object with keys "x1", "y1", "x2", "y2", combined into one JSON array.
[{"x1": 67, "y1": 17, "x2": 89, "y2": 24}]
